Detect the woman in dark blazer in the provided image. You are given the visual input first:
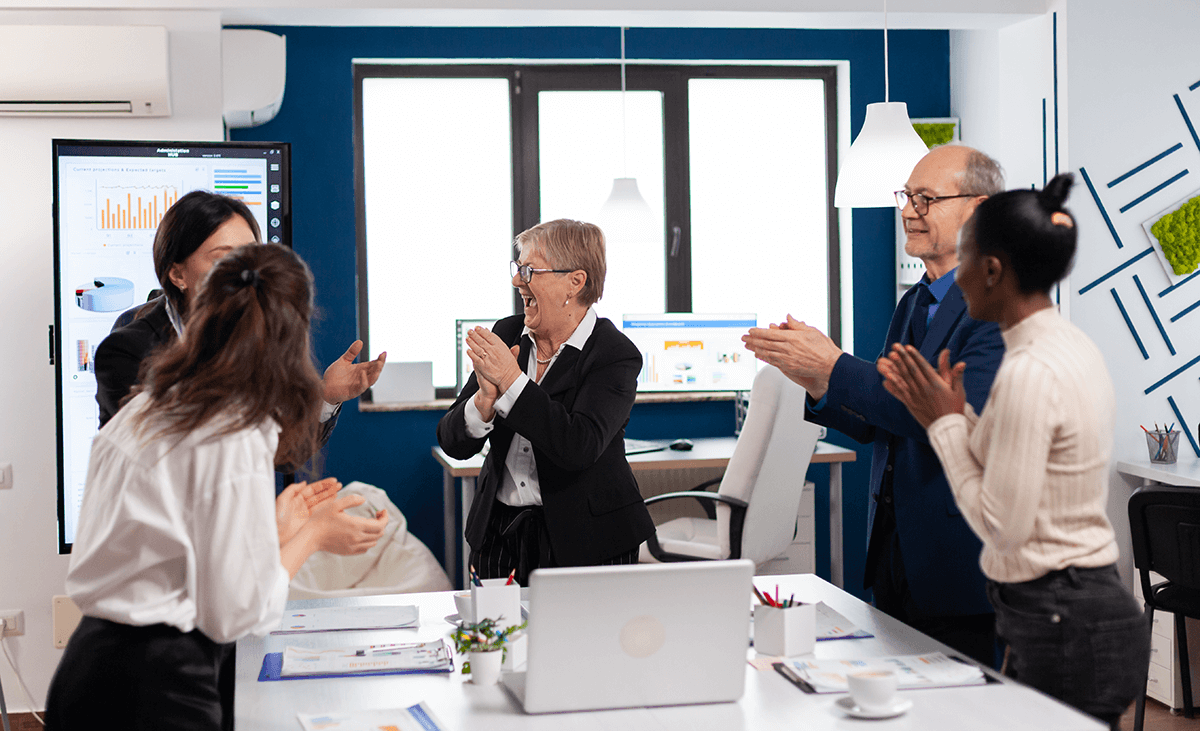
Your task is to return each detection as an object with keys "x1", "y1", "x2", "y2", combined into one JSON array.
[{"x1": 437, "y1": 219, "x2": 654, "y2": 584}]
